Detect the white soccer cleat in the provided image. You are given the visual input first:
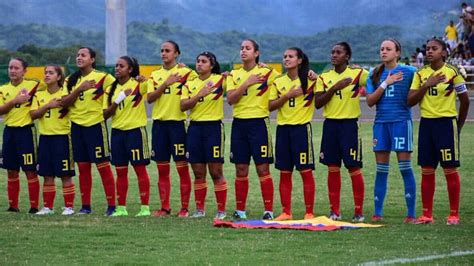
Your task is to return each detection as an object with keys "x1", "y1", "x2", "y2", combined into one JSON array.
[
  {"x1": 61, "y1": 207, "x2": 75, "y2": 216},
  {"x1": 36, "y1": 207, "x2": 54, "y2": 215}
]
